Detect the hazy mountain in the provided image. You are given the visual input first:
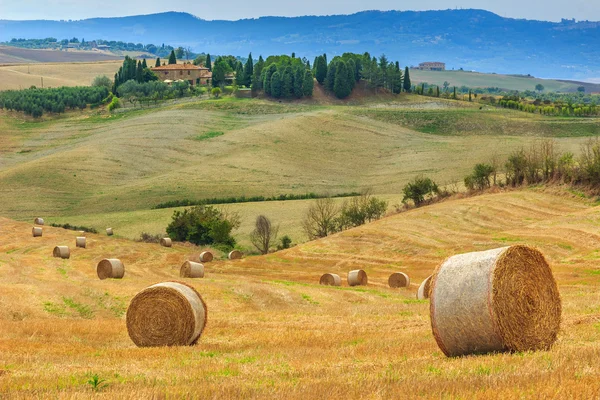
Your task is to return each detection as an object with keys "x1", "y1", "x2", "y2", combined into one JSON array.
[{"x1": 1, "y1": 9, "x2": 599, "y2": 80}]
